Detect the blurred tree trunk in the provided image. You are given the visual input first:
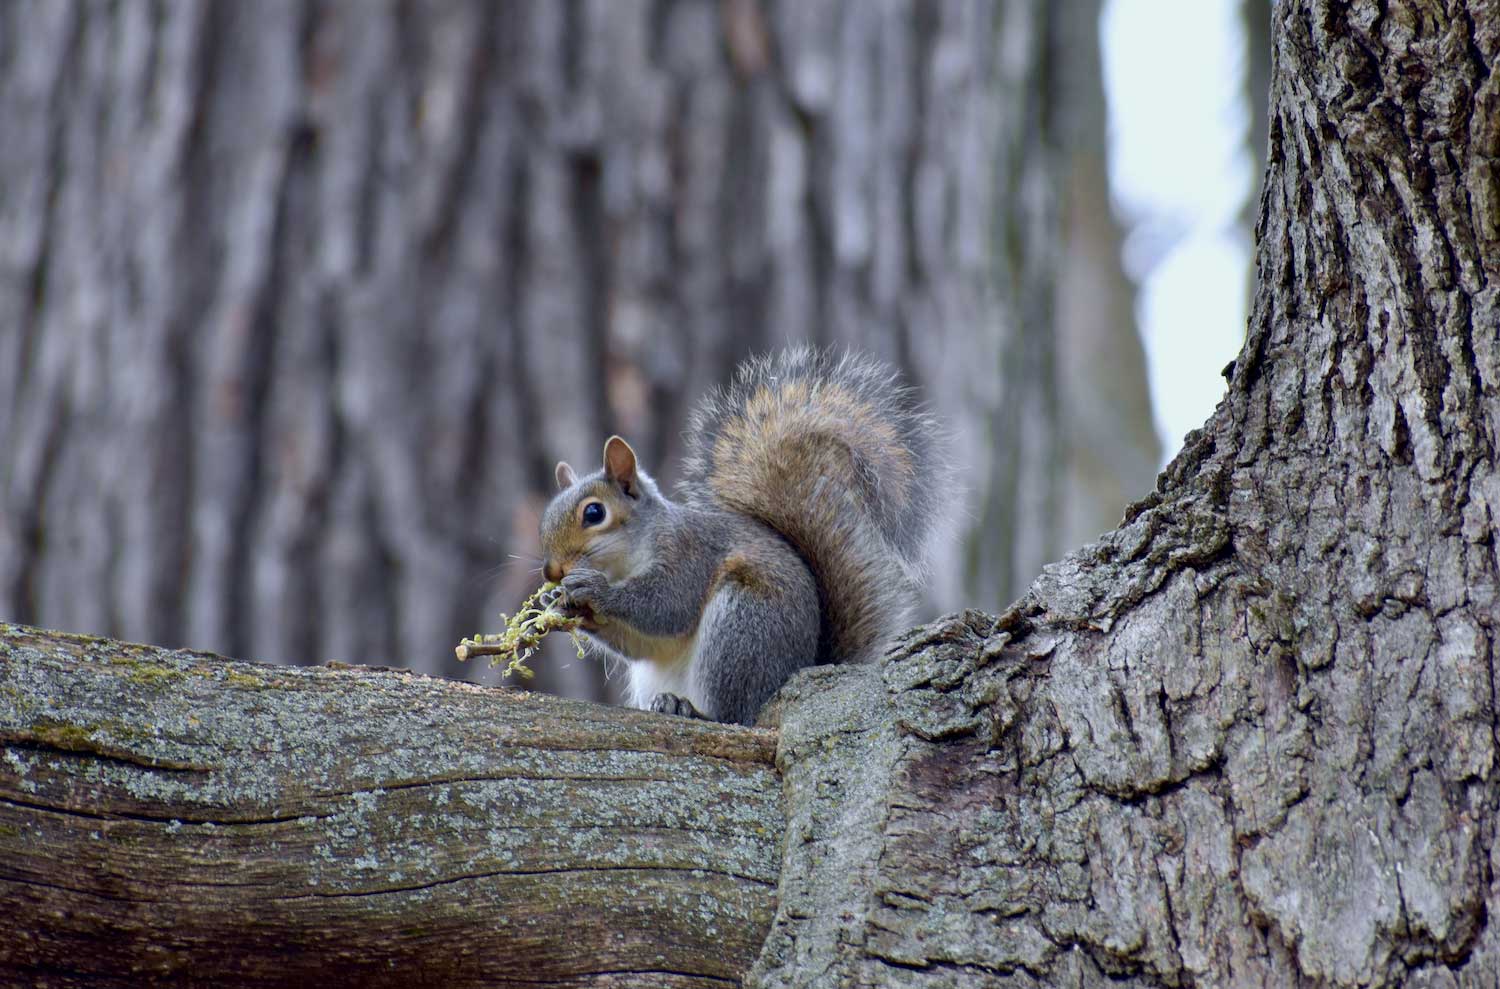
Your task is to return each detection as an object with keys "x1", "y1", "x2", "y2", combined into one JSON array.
[
  {"x1": 0, "y1": 0, "x2": 1154, "y2": 688},
  {"x1": 1241, "y1": 0, "x2": 1272, "y2": 306},
  {"x1": 1051, "y1": 0, "x2": 1161, "y2": 557},
  {"x1": 959, "y1": 0, "x2": 1162, "y2": 611}
]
